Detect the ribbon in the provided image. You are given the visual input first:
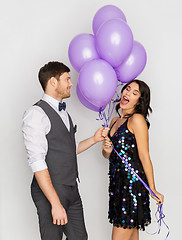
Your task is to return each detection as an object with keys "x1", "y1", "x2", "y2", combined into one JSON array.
[
  {"x1": 112, "y1": 146, "x2": 170, "y2": 239},
  {"x1": 97, "y1": 83, "x2": 123, "y2": 127}
]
